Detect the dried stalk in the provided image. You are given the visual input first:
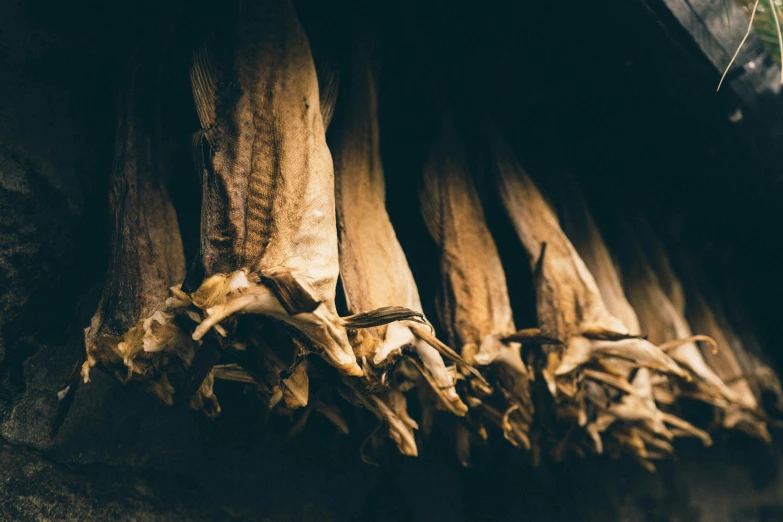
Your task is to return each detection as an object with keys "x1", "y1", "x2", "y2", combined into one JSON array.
[
  {"x1": 419, "y1": 119, "x2": 534, "y2": 455},
  {"x1": 329, "y1": 54, "x2": 467, "y2": 453},
  {"x1": 489, "y1": 134, "x2": 687, "y2": 457},
  {"x1": 80, "y1": 70, "x2": 218, "y2": 415}
]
